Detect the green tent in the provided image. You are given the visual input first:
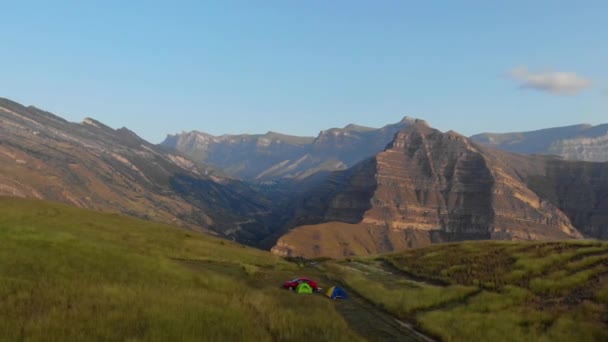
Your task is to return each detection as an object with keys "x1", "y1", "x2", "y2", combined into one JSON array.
[{"x1": 295, "y1": 282, "x2": 313, "y2": 294}]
